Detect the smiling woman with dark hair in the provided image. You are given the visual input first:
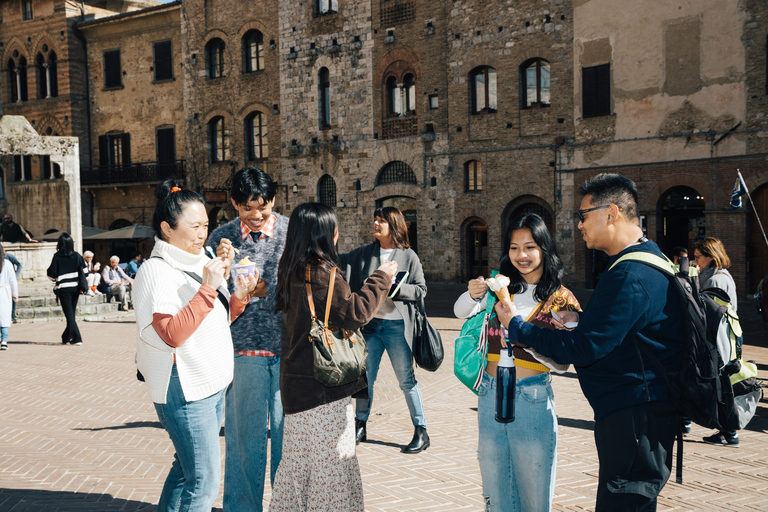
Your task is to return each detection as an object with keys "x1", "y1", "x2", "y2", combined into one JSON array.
[{"x1": 454, "y1": 213, "x2": 580, "y2": 512}]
